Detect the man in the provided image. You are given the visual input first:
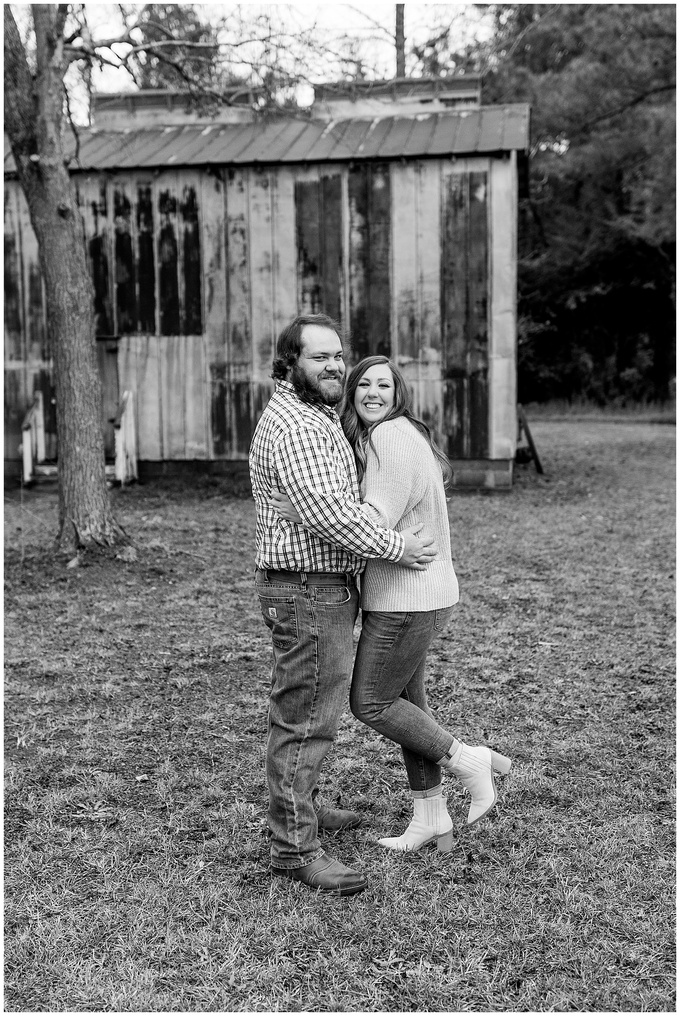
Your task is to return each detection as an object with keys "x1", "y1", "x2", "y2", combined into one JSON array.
[{"x1": 249, "y1": 314, "x2": 436, "y2": 896}]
